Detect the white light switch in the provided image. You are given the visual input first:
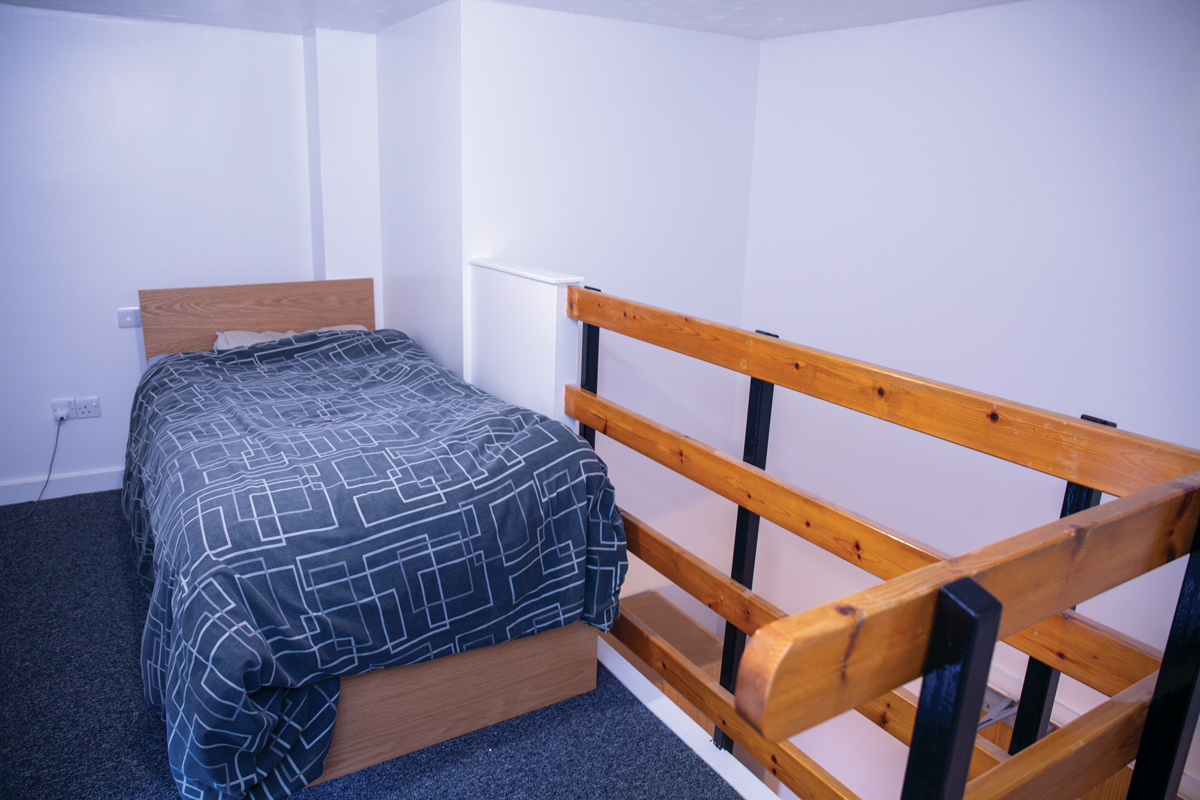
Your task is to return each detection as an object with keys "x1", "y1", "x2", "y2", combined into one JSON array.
[{"x1": 117, "y1": 307, "x2": 141, "y2": 328}]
